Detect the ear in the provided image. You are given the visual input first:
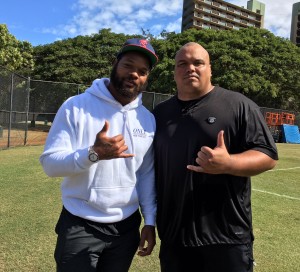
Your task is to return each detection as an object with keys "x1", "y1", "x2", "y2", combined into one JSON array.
[{"x1": 112, "y1": 58, "x2": 118, "y2": 66}]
